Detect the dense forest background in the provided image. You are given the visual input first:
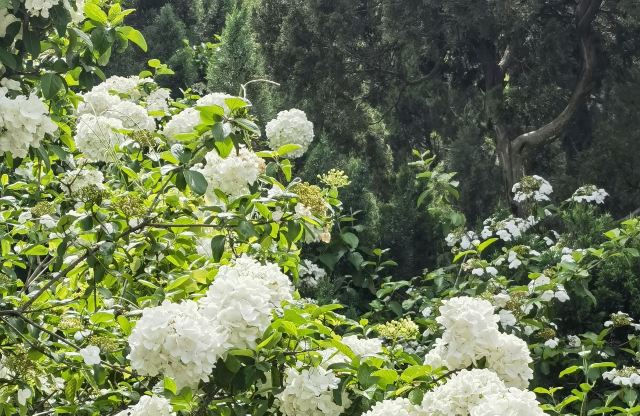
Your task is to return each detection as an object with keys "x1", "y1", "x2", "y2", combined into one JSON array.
[{"x1": 110, "y1": 0, "x2": 640, "y2": 278}]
